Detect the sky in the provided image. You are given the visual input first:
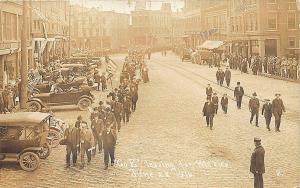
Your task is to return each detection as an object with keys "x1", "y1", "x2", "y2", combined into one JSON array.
[{"x1": 70, "y1": 0, "x2": 185, "y2": 13}]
